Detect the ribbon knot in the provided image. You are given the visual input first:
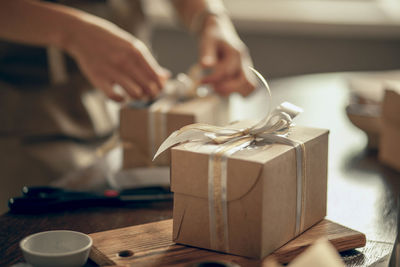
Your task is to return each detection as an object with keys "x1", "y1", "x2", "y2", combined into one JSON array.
[{"x1": 153, "y1": 100, "x2": 302, "y2": 160}]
